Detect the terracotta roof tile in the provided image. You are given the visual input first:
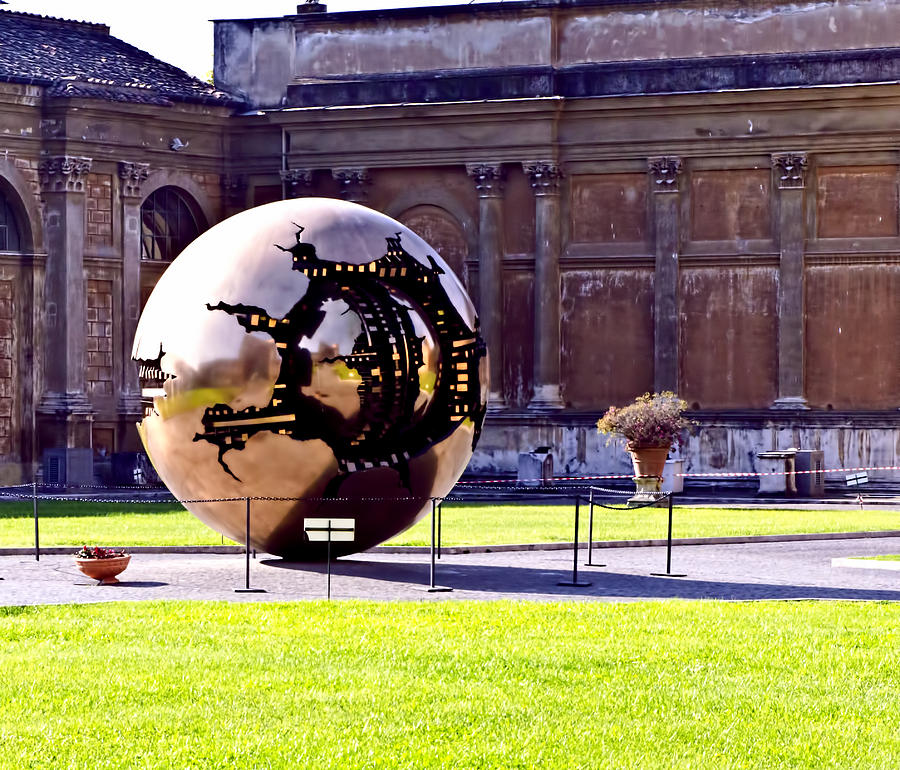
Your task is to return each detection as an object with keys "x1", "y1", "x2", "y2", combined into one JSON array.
[{"x1": 0, "y1": 10, "x2": 242, "y2": 106}]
